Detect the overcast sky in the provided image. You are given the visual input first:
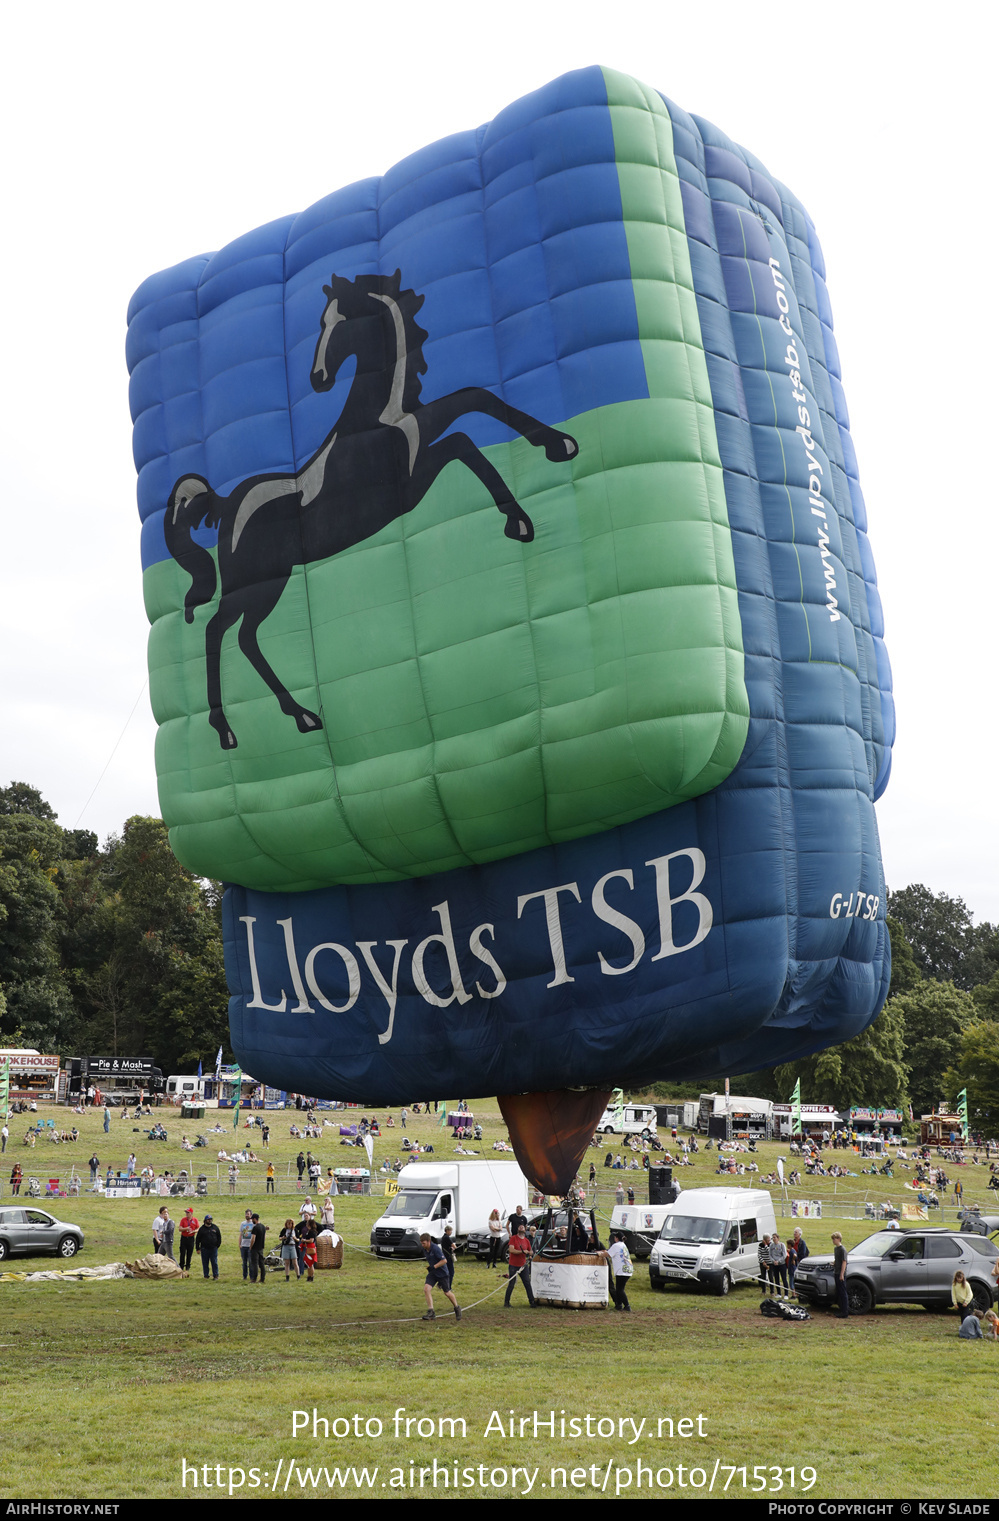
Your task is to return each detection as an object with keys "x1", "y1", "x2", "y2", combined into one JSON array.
[{"x1": 2, "y1": 1, "x2": 995, "y2": 920}]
